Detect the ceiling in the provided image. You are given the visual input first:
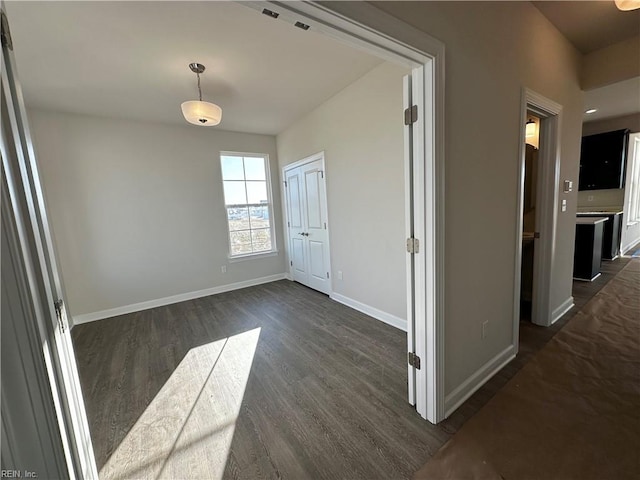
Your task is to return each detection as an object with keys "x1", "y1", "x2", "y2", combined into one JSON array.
[
  {"x1": 5, "y1": 1, "x2": 383, "y2": 135},
  {"x1": 6, "y1": 1, "x2": 639, "y2": 131},
  {"x1": 532, "y1": 1, "x2": 640, "y2": 54},
  {"x1": 583, "y1": 77, "x2": 640, "y2": 121}
]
